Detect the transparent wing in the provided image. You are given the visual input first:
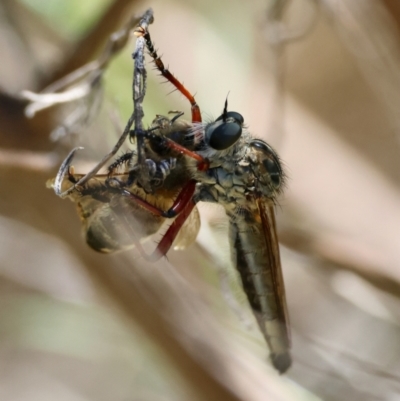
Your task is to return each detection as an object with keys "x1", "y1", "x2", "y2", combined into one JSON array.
[
  {"x1": 257, "y1": 198, "x2": 291, "y2": 348},
  {"x1": 47, "y1": 172, "x2": 165, "y2": 253},
  {"x1": 173, "y1": 205, "x2": 201, "y2": 250},
  {"x1": 230, "y1": 197, "x2": 291, "y2": 373},
  {"x1": 48, "y1": 171, "x2": 200, "y2": 254}
]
